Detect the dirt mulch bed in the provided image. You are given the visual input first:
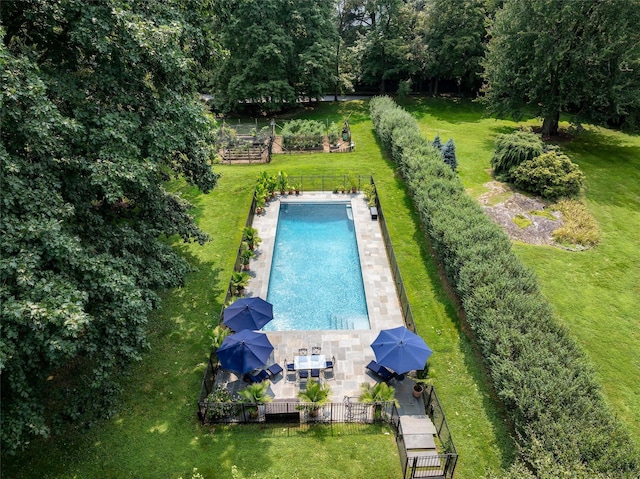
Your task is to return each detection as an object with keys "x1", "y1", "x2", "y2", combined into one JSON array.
[{"x1": 479, "y1": 182, "x2": 563, "y2": 246}]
